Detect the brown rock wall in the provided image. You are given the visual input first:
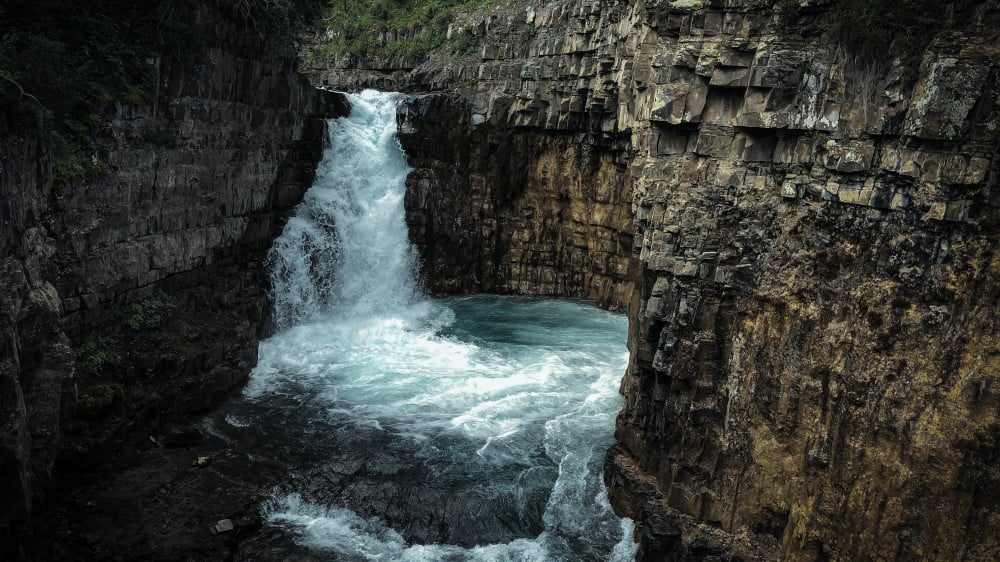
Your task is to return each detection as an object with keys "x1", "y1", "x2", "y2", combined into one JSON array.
[
  {"x1": 312, "y1": 0, "x2": 1000, "y2": 559},
  {"x1": 398, "y1": 94, "x2": 635, "y2": 308}
]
